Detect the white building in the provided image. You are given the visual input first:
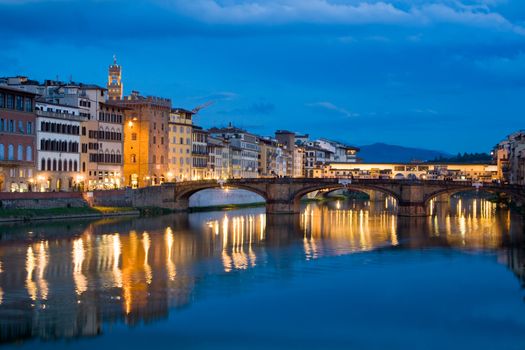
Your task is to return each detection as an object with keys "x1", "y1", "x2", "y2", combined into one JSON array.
[
  {"x1": 35, "y1": 101, "x2": 83, "y2": 191},
  {"x1": 209, "y1": 125, "x2": 260, "y2": 178}
]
